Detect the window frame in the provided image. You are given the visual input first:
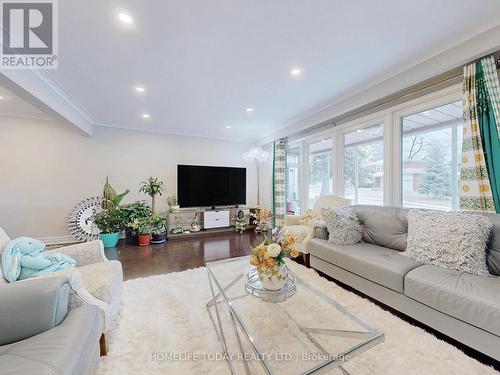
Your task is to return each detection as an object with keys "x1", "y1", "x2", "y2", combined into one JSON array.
[
  {"x1": 391, "y1": 86, "x2": 462, "y2": 208},
  {"x1": 306, "y1": 137, "x2": 334, "y2": 209},
  {"x1": 336, "y1": 113, "x2": 388, "y2": 205},
  {"x1": 282, "y1": 83, "x2": 463, "y2": 213},
  {"x1": 285, "y1": 128, "x2": 334, "y2": 214}
]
